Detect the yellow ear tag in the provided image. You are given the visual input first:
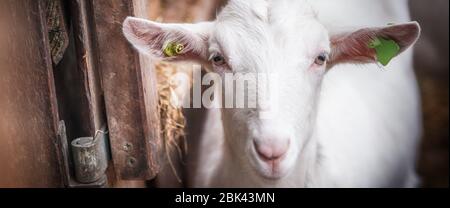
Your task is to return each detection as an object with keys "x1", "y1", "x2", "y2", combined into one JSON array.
[{"x1": 164, "y1": 42, "x2": 185, "y2": 57}]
